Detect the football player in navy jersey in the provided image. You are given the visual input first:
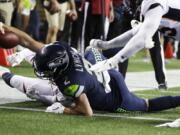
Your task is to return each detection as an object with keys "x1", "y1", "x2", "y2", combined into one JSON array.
[
  {"x1": 33, "y1": 43, "x2": 180, "y2": 116},
  {"x1": 1, "y1": 22, "x2": 180, "y2": 116}
]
